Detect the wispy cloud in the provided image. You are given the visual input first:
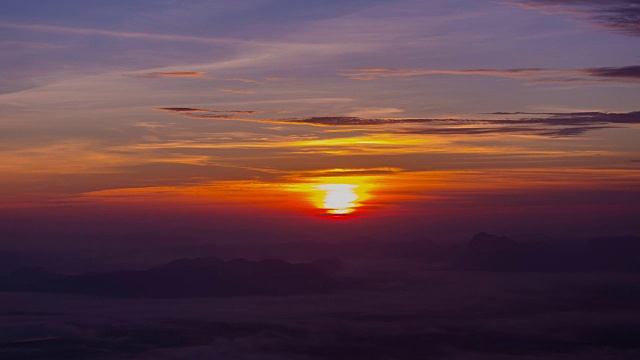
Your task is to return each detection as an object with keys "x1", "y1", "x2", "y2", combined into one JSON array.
[
  {"x1": 226, "y1": 78, "x2": 259, "y2": 83},
  {"x1": 398, "y1": 111, "x2": 639, "y2": 137},
  {"x1": 179, "y1": 114, "x2": 247, "y2": 120},
  {"x1": 124, "y1": 72, "x2": 206, "y2": 79},
  {"x1": 264, "y1": 77, "x2": 293, "y2": 81},
  {"x1": 585, "y1": 65, "x2": 640, "y2": 79},
  {"x1": 340, "y1": 67, "x2": 570, "y2": 81},
  {"x1": 155, "y1": 107, "x2": 255, "y2": 114},
  {"x1": 507, "y1": 0, "x2": 640, "y2": 36},
  {"x1": 153, "y1": 107, "x2": 256, "y2": 121},
  {"x1": 153, "y1": 105, "x2": 640, "y2": 137},
  {"x1": 219, "y1": 88, "x2": 254, "y2": 94},
  {"x1": 405, "y1": 125, "x2": 613, "y2": 137},
  {"x1": 340, "y1": 65, "x2": 640, "y2": 83},
  {"x1": 0, "y1": 21, "x2": 243, "y2": 44},
  {"x1": 289, "y1": 167, "x2": 405, "y2": 178},
  {"x1": 346, "y1": 107, "x2": 405, "y2": 118},
  {"x1": 280, "y1": 111, "x2": 640, "y2": 127}
]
